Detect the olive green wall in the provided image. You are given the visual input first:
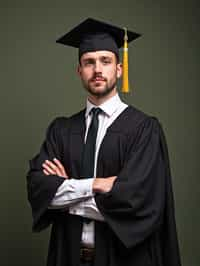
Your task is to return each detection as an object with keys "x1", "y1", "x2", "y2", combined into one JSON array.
[{"x1": 0, "y1": 1, "x2": 199, "y2": 265}]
